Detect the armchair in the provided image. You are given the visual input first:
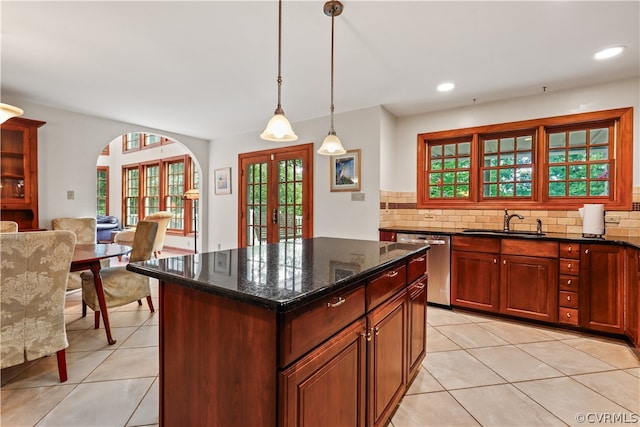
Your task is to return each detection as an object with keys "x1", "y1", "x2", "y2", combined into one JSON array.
[
  {"x1": 0, "y1": 230, "x2": 76, "y2": 382},
  {"x1": 81, "y1": 221, "x2": 158, "y2": 328},
  {"x1": 0, "y1": 220, "x2": 18, "y2": 233},
  {"x1": 114, "y1": 211, "x2": 172, "y2": 258},
  {"x1": 52, "y1": 217, "x2": 107, "y2": 291}
]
